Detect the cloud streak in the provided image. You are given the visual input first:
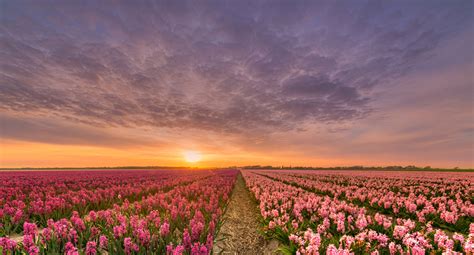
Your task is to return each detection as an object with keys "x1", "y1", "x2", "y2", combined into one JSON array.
[{"x1": 1, "y1": 0, "x2": 471, "y2": 135}]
